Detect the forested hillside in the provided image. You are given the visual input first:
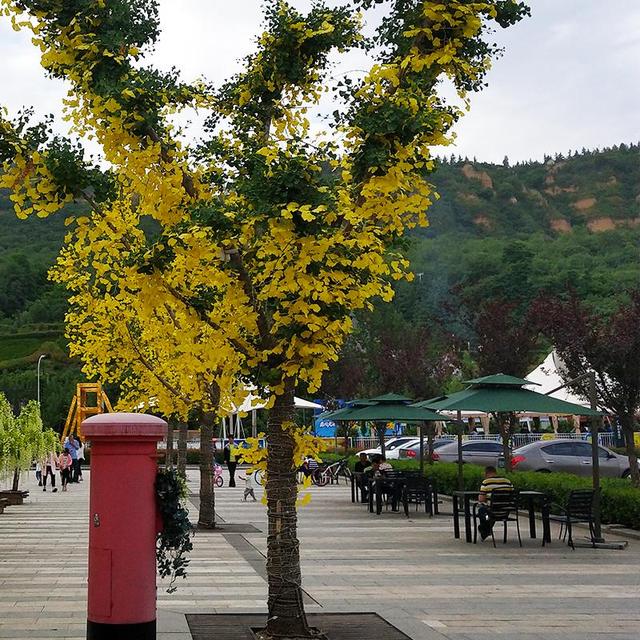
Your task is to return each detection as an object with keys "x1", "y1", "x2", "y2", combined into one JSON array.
[{"x1": 1, "y1": 144, "x2": 638, "y2": 424}]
